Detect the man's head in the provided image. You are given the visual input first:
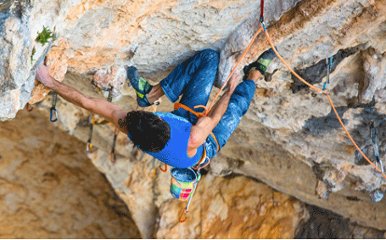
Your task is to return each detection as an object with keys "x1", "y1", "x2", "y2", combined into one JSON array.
[{"x1": 124, "y1": 111, "x2": 170, "y2": 152}]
